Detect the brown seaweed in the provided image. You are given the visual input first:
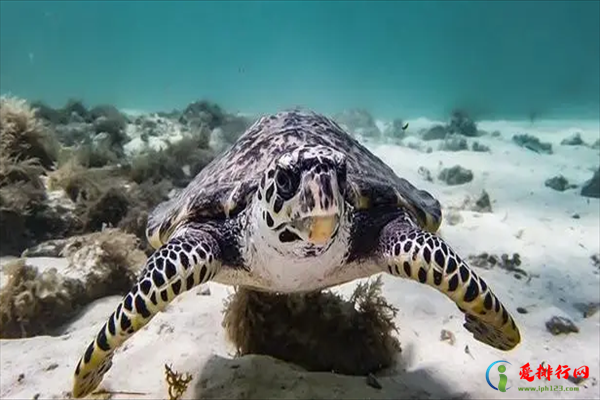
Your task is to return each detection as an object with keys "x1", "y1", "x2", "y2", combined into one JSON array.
[{"x1": 222, "y1": 276, "x2": 401, "y2": 375}]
